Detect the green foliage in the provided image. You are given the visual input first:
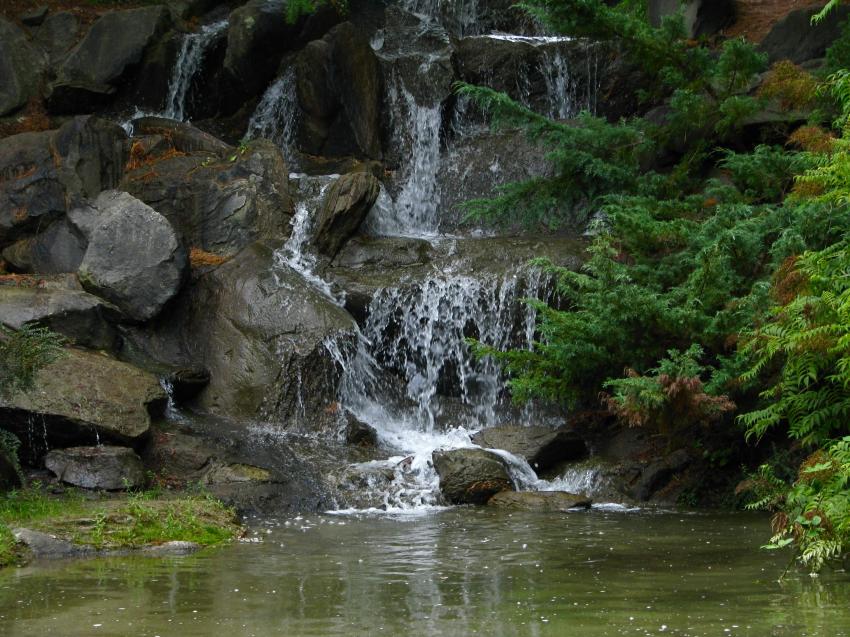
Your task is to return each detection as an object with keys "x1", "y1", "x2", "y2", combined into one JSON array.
[
  {"x1": 285, "y1": 0, "x2": 348, "y2": 23},
  {"x1": 813, "y1": 0, "x2": 845, "y2": 24},
  {"x1": 0, "y1": 485, "x2": 241, "y2": 560},
  {"x1": 0, "y1": 325, "x2": 65, "y2": 397}
]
